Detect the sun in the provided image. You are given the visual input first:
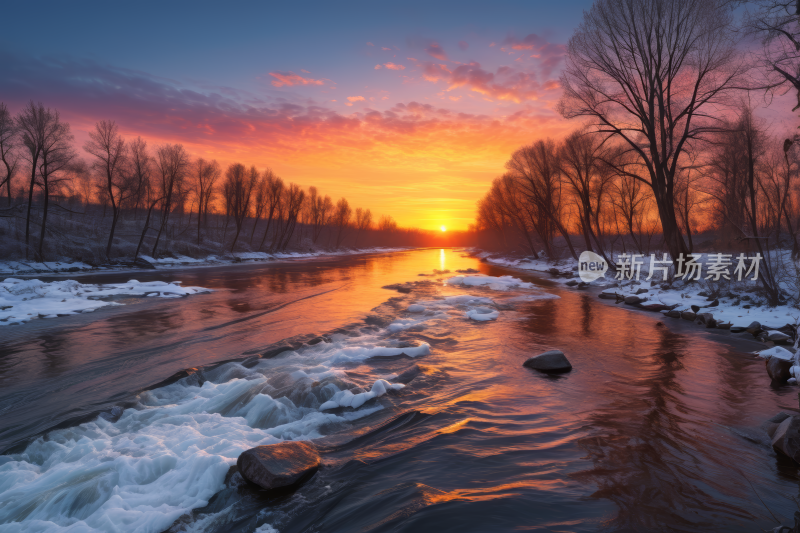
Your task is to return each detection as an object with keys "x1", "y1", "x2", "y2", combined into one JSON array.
[{"x1": 440, "y1": 226, "x2": 447, "y2": 232}]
